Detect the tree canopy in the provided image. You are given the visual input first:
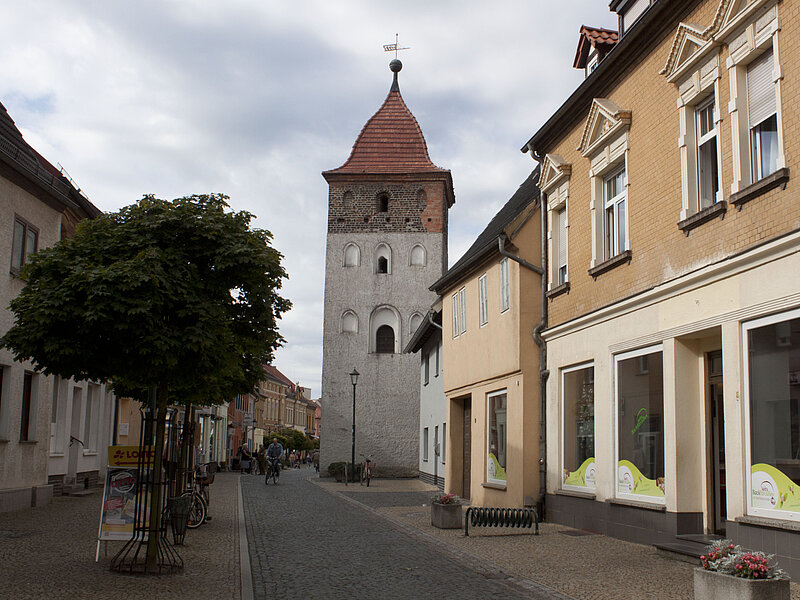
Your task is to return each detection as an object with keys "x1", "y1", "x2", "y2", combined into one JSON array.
[{"x1": 2, "y1": 194, "x2": 291, "y2": 405}]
